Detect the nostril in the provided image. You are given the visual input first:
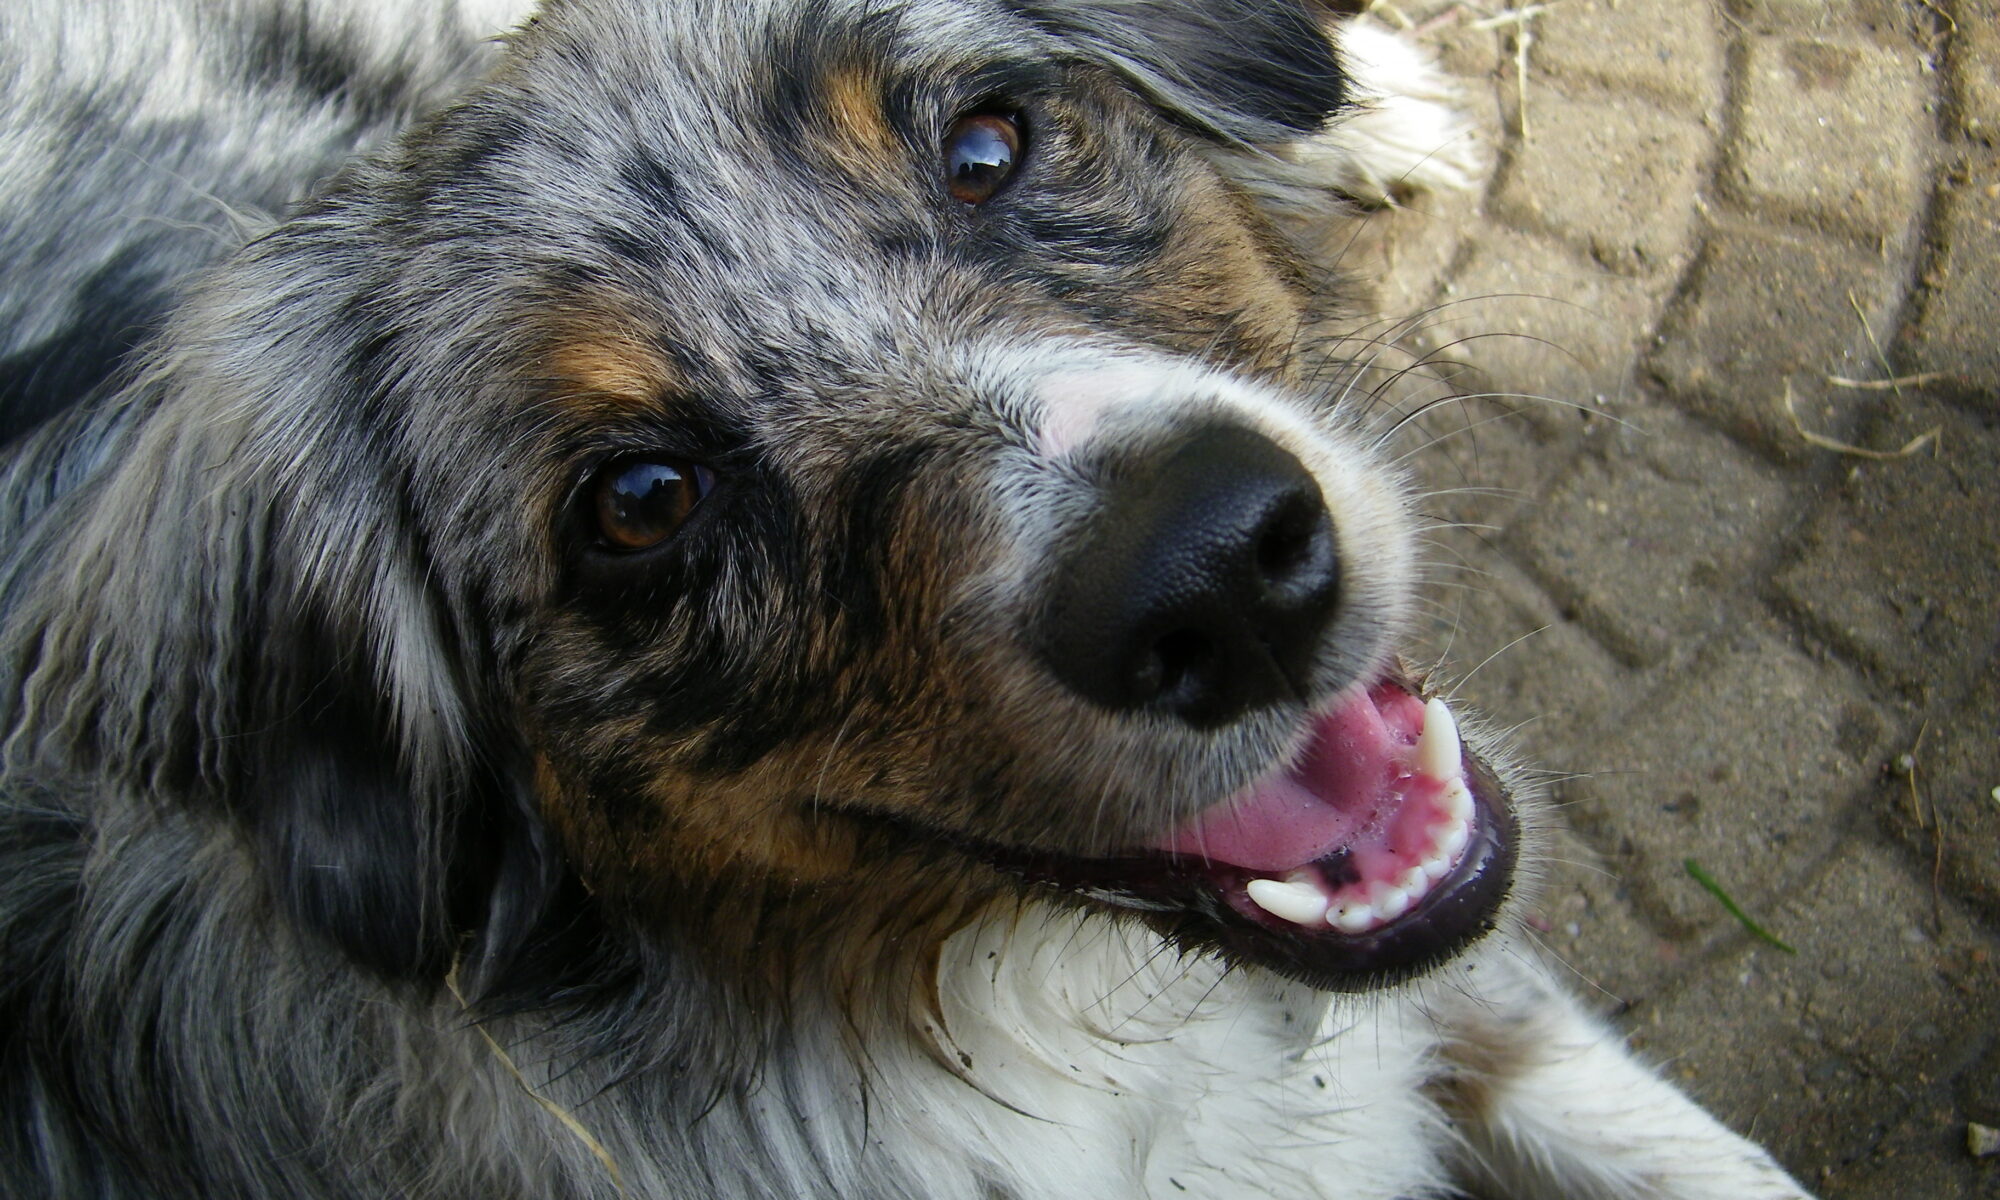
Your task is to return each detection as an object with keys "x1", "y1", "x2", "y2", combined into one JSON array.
[
  {"x1": 1140, "y1": 629, "x2": 1218, "y2": 708},
  {"x1": 1254, "y1": 492, "x2": 1333, "y2": 597}
]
